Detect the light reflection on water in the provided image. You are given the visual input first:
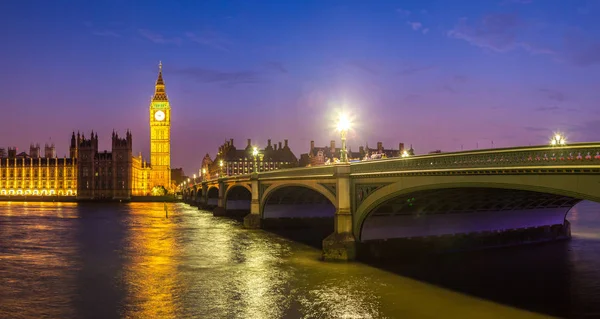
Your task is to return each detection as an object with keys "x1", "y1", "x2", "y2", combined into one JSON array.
[{"x1": 1, "y1": 201, "x2": 599, "y2": 318}]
